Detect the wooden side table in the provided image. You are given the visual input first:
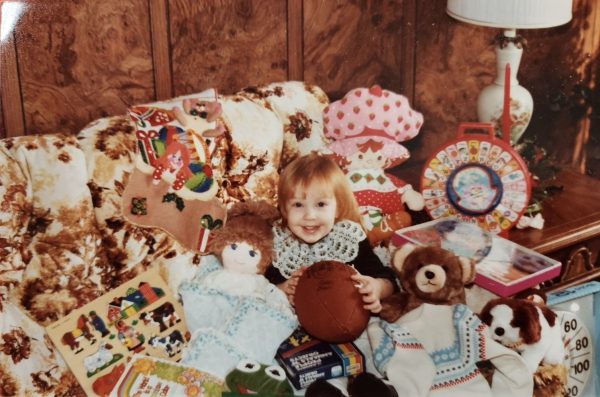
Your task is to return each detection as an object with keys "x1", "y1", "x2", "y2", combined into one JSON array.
[
  {"x1": 393, "y1": 165, "x2": 600, "y2": 292},
  {"x1": 508, "y1": 168, "x2": 600, "y2": 292}
]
